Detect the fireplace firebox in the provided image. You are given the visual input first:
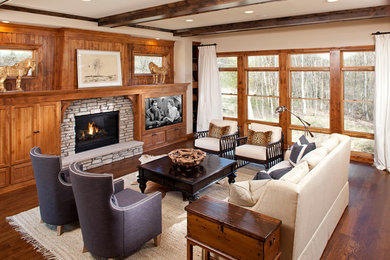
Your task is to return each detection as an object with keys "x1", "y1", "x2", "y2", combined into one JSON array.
[{"x1": 75, "y1": 111, "x2": 119, "y2": 153}]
